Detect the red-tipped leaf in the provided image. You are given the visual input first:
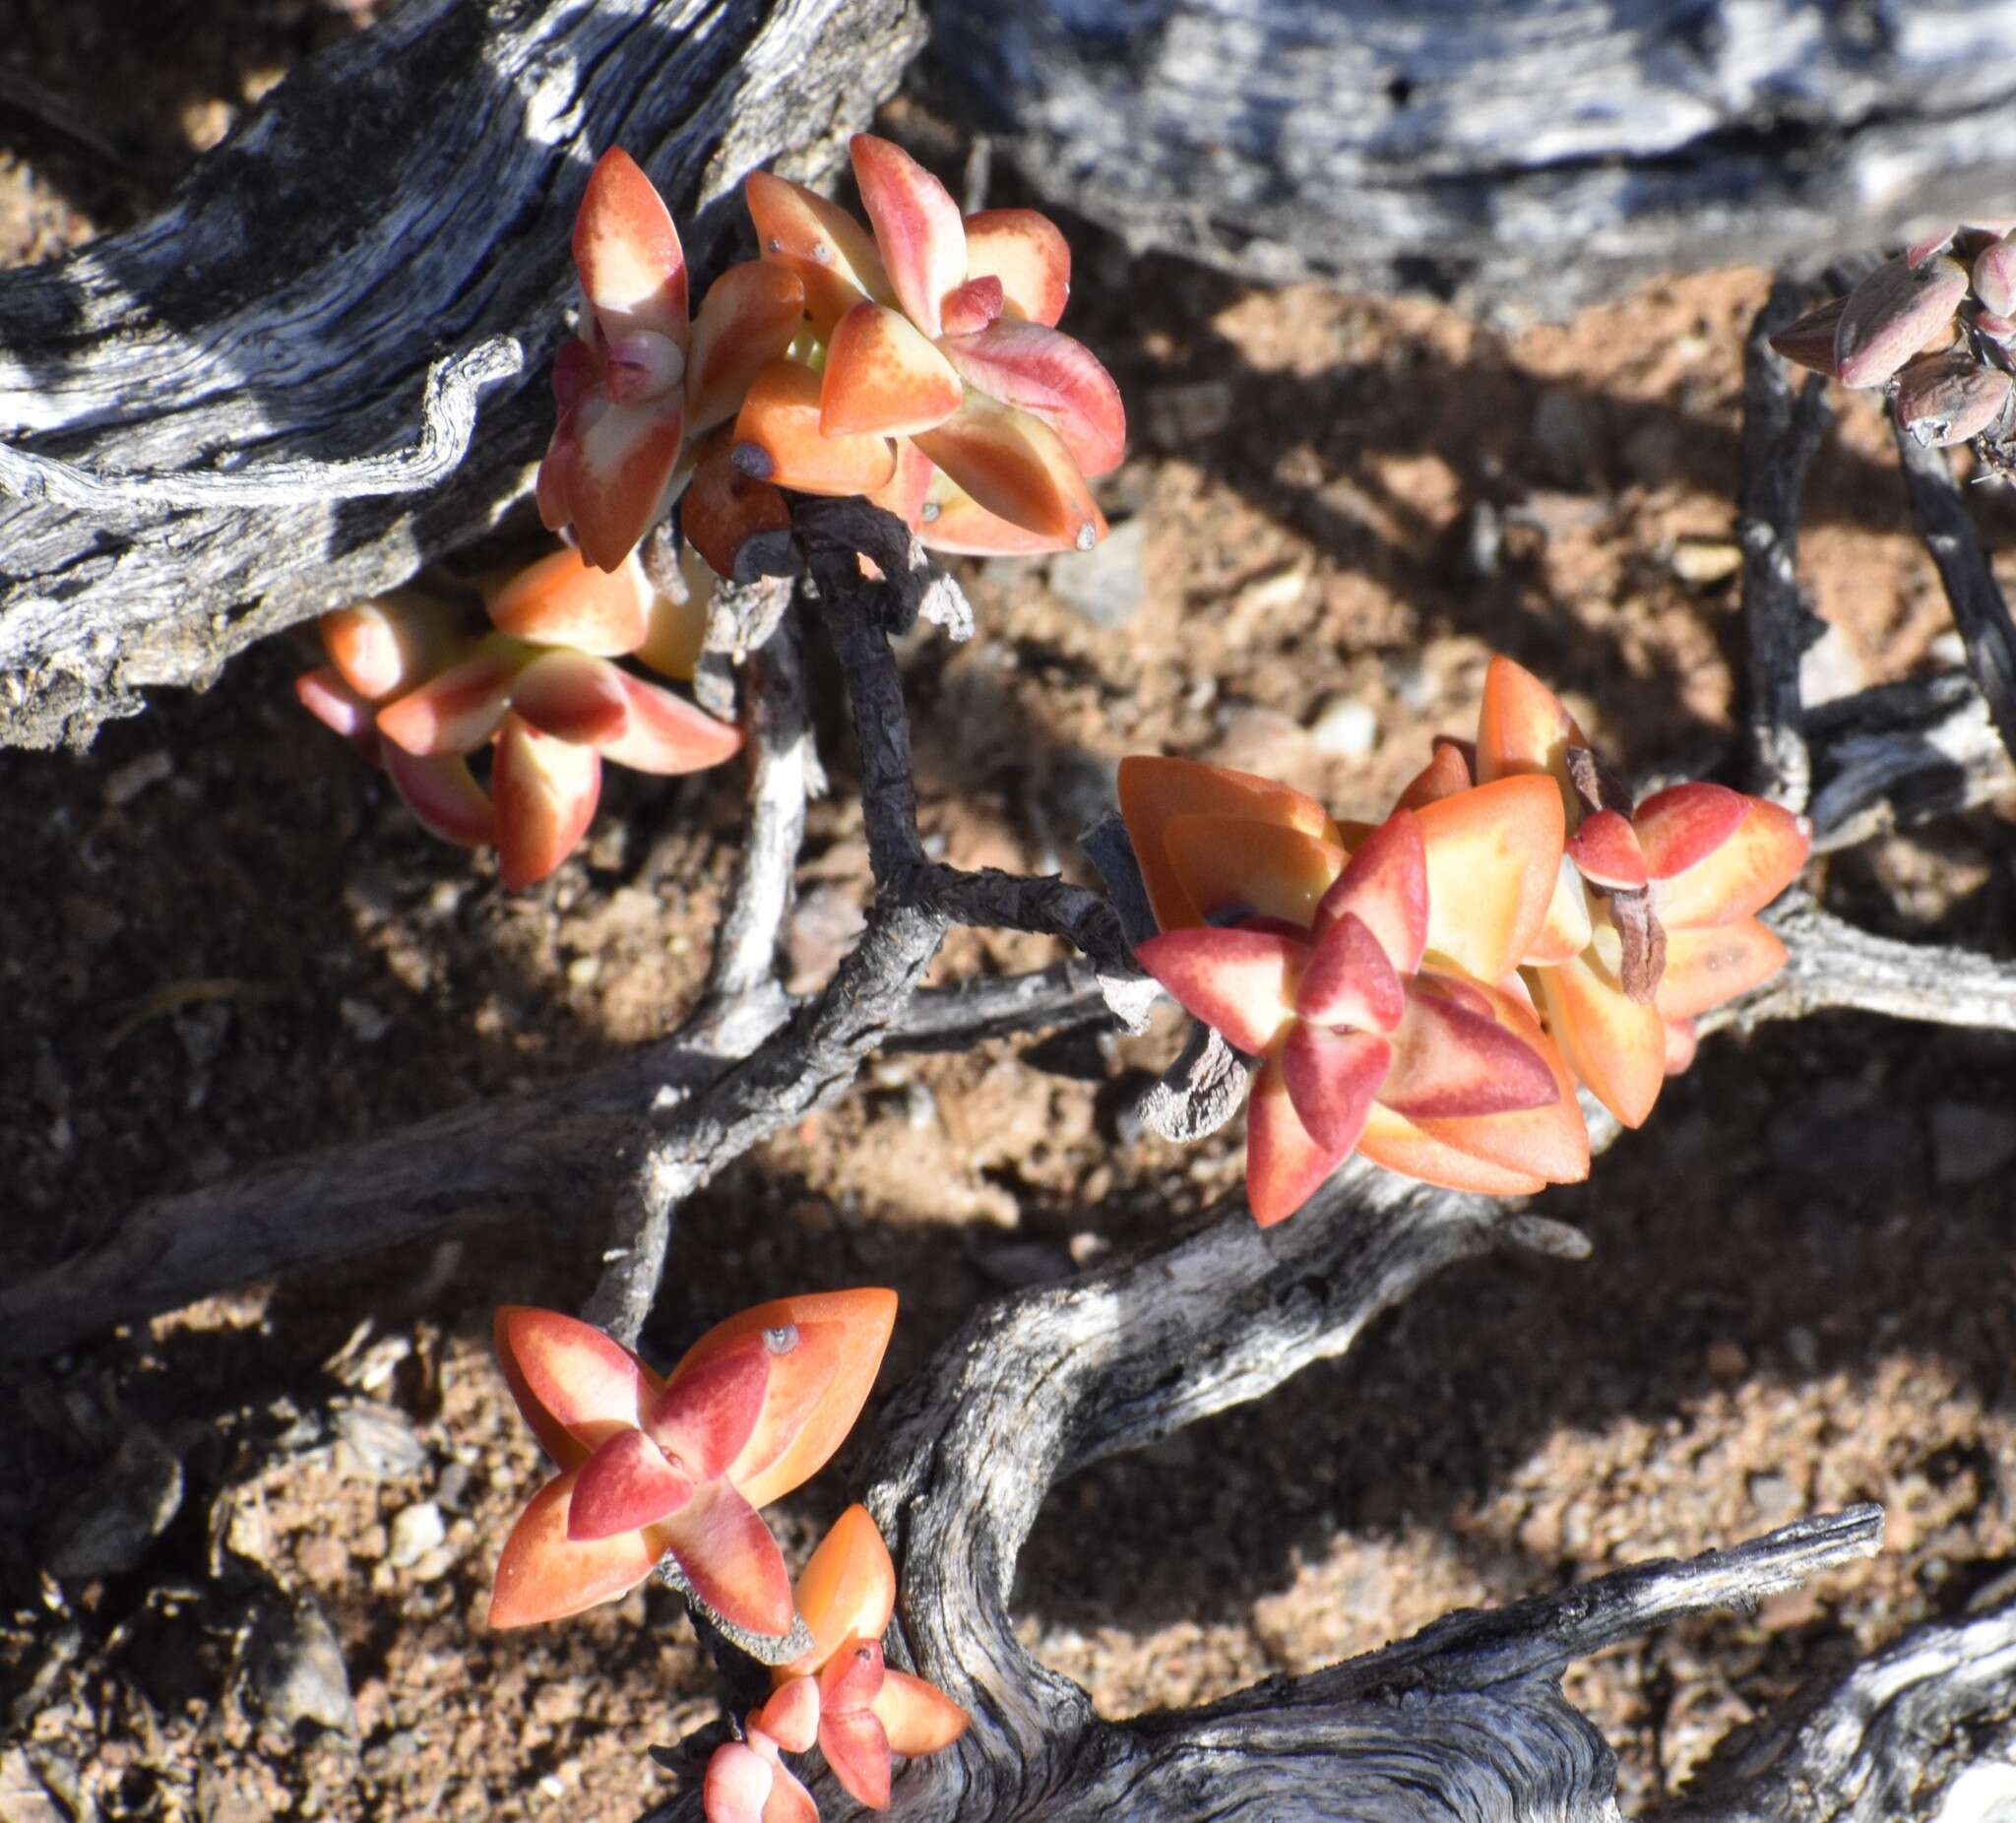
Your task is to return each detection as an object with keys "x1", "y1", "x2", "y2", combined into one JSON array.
[
  {"x1": 295, "y1": 666, "x2": 379, "y2": 757},
  {"x1": 687, "y1": 260, "x2": 808, "y2": 435},
  {"x1": 912, "y1": 393, "x2": 1103, "y2": 553},
  {"x1": 546, "y1": 392, "x2": 687, "y2": 573},
  {"x1": 567, "y1": 1429, "x2": 697, "y2": 1540},
  {"x1": 1245, "y1": 1052, "x2": 1351, "y2": 1226},
  {"x1": 659, "y1": 1479, "x2": 794, "y2": 1638},
  {"x1": 1639, "y1": 787, "x2": 1810, "y2": 927},
  {"x1": 574, "y1": 148, "x2": 688, "y2": 343},
  {"x1": 492, "y1": 711, "x2": 601, "y2": 889},
  {"x1": 1279, "y1": 1021, "x2": 1391, "y2": 1154},
  {"x1": 599, "y1": 672, "x2": 743, "y2": 776},
  {"x1": 940, "y1": 275, "x2": 1004, "y2": 336},
  {"x1": 485, "y1": 546, "x2": 652, "y2": 655},
  {"x1": 733, "y1": 359, "x2": 898, "y2": 496},
  {"x1": 963, "y1": 208, "x2": 1070, "y2": 326},
  {"x1": 938, "y1": 318, "x2": 1125, "y2": 475},
  {"x1": 1379, "y1": 984, "x2": 1560, "y2": 1120},
  {"x1": 494, "y1": 1305, "x2": 654, "y2": 1458},
  {"x1": 376, "y1": 646, "x2": 522, "y2": 757},
  {"x1": 786, "y1": 1503, "x2": 897, "y2": 1676},
  {"x1": 1566, "y1": 807, "x2": 1648, "y2": 891},
  {"x1": 1136, "y1": 925, "x2": 1302, "y2": 1054},
  {"x1": 670, "y1": 1289, "x2": 898, "y2": 1509},
  {"x1": 383, "y1": 749, "x2": 495, "y2": 848},
  {"x1": 850, "y1": 134, "x2": 966, "y2": 340},
  {"x1": 822, "y1": 300, "x2": 964, "y2": 437},
  {"x1": 754, "y1": 1676, "x2": 821, "y2": 1754},
  {"x1": 487, "y1": 1469, "x2": 666, "y2": 1628},
  {"x1": 1312, "y1": 809, "x2": 1429, "y2": 974},
  {"x1": 645, "y1": 1337, "x2": 771, "y2": 1481},
  {"x1": 743, "y1": 167, "x2": 890, "y2": 337},
  {"x1": 511, "y1": 649, "x2": 631, "y2": 746},
  {"x1": 319, "y1": 592, "x2": 458, "y2": 702}
]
